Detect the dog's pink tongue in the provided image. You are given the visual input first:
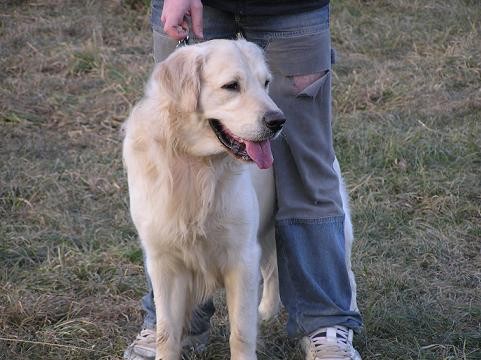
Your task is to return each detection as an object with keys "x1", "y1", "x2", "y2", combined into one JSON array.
[{"x1": 244, "y1": 140, "x2": 273, "y2": 169}]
